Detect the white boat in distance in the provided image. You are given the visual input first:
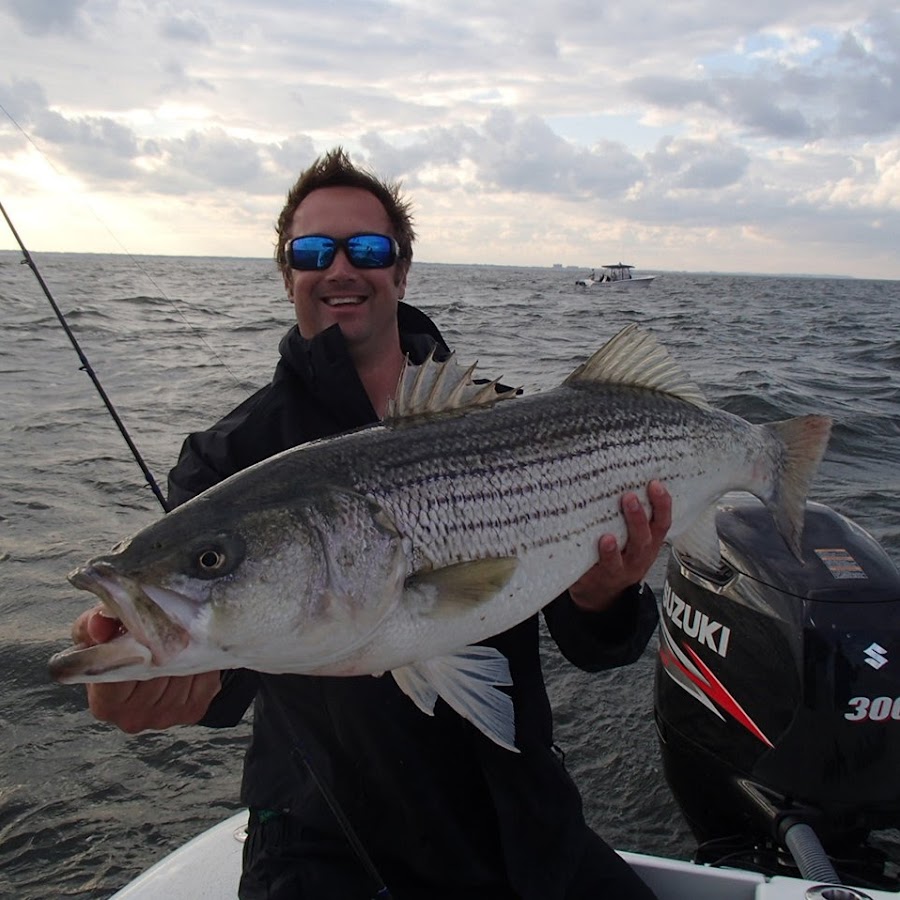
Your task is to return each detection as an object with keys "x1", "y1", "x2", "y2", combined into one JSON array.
[{"x1": 575, "y1": 262, "x2": 656, "y2": 287}]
